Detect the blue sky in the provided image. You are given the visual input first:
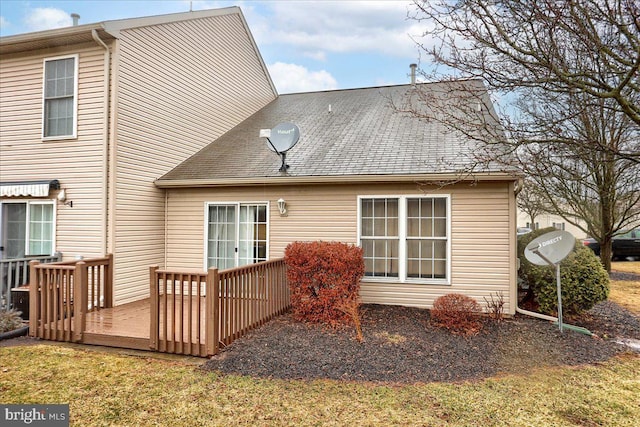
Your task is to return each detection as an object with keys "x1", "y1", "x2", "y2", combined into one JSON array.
[{"x1": 0, "y1": 0, "x2": 427, "y2": 94}]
